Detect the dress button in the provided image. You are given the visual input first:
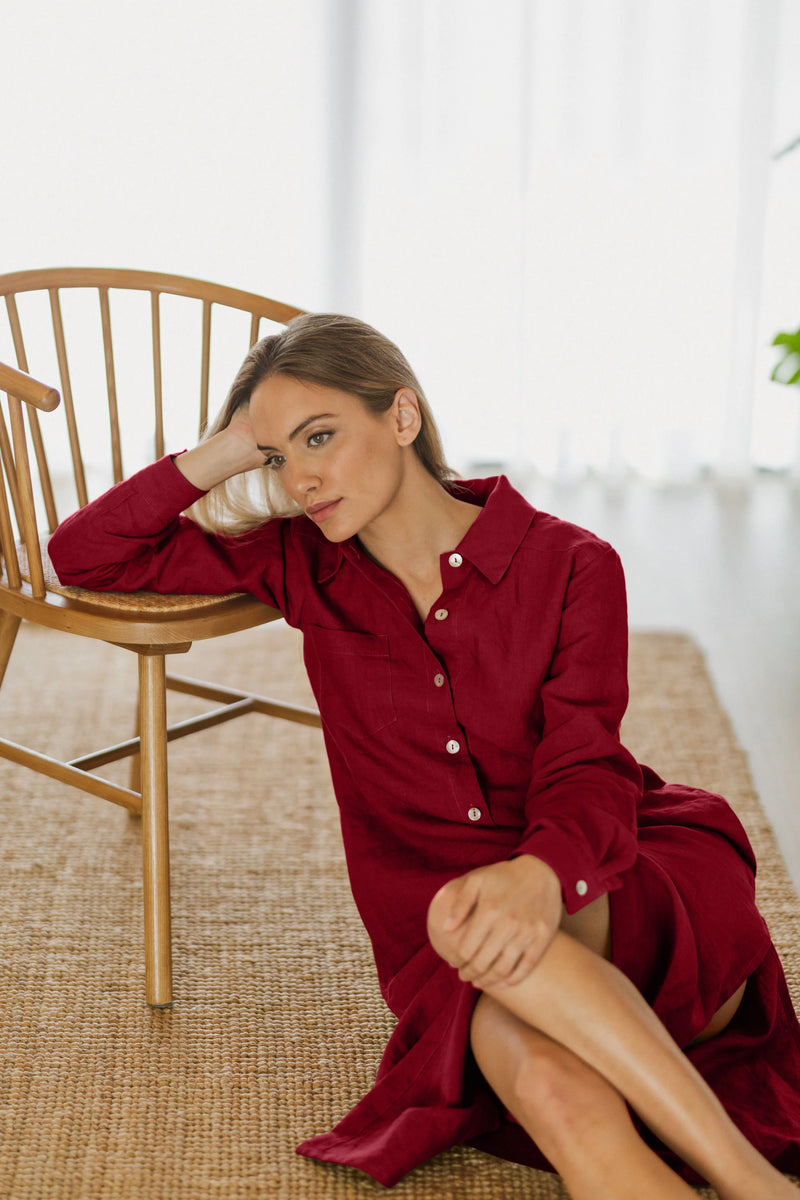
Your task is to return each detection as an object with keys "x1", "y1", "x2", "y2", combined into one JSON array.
[
  {"x1": 434, "y1": 673, "x2": 445, "y2": 687},
  {"x1": 575, "y1": 879, "x2": 589, "y2": 897},
  {"x1": 467, "y1": 807, "x2": 482, "y2": 821},
  {"x1": 434, "y1": 608, "x2": 449, "y2": 621},
  {"x1": 446, "y1": 739, "x2": 461, "y2": 755},
  {"x1": 448, "y1": 552, "x2": 463, "y2": 568}
]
